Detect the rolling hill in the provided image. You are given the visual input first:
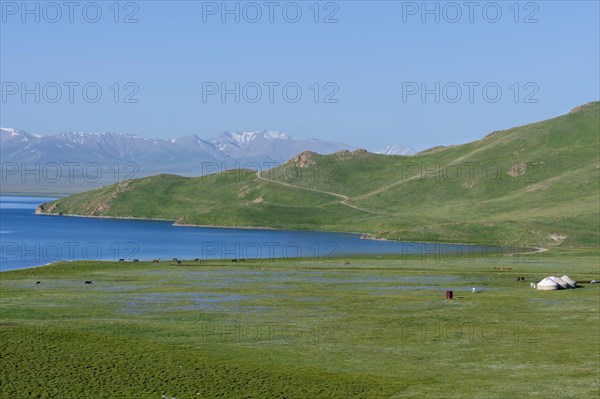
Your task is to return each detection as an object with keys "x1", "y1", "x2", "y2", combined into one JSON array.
[{"x1": 37, "y1": 102, "x2": 600, "y2": 248}]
